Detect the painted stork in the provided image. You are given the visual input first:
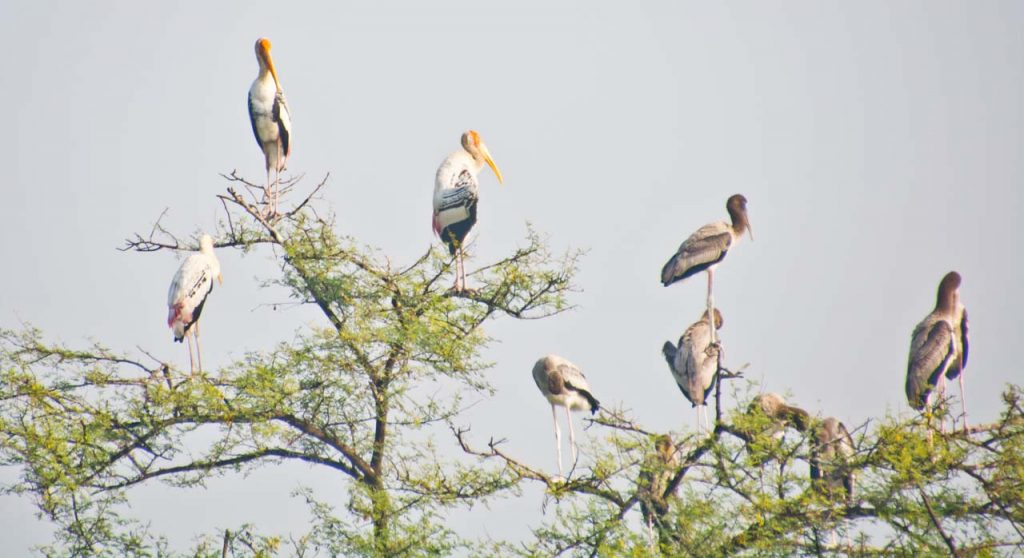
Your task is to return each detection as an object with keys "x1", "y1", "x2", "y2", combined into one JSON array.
[
  {"x1": 905, "y1": 271, "x2": 968, "y2": 430},
  {"x1": 433, "y1": 130, "x2": 503, "y2": 292},
  {"x1": 662, "y1": 308, "x2": 724, "y2": 433},
  {"x1": 809, "y1": 417, "x2": 855, "y2": 501},
  {"x1": 167, "y1": 234, "x2": 222, "y2": 374},
  {"x1": 532, "y1": 354, "x2": 600, "y2": 477},
  {"x1": 661, "y1": 194, "x2": 752, "y2": 344},
  {"x1": 248, "y1": 37, "x2": 292, "y2": 217}
]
